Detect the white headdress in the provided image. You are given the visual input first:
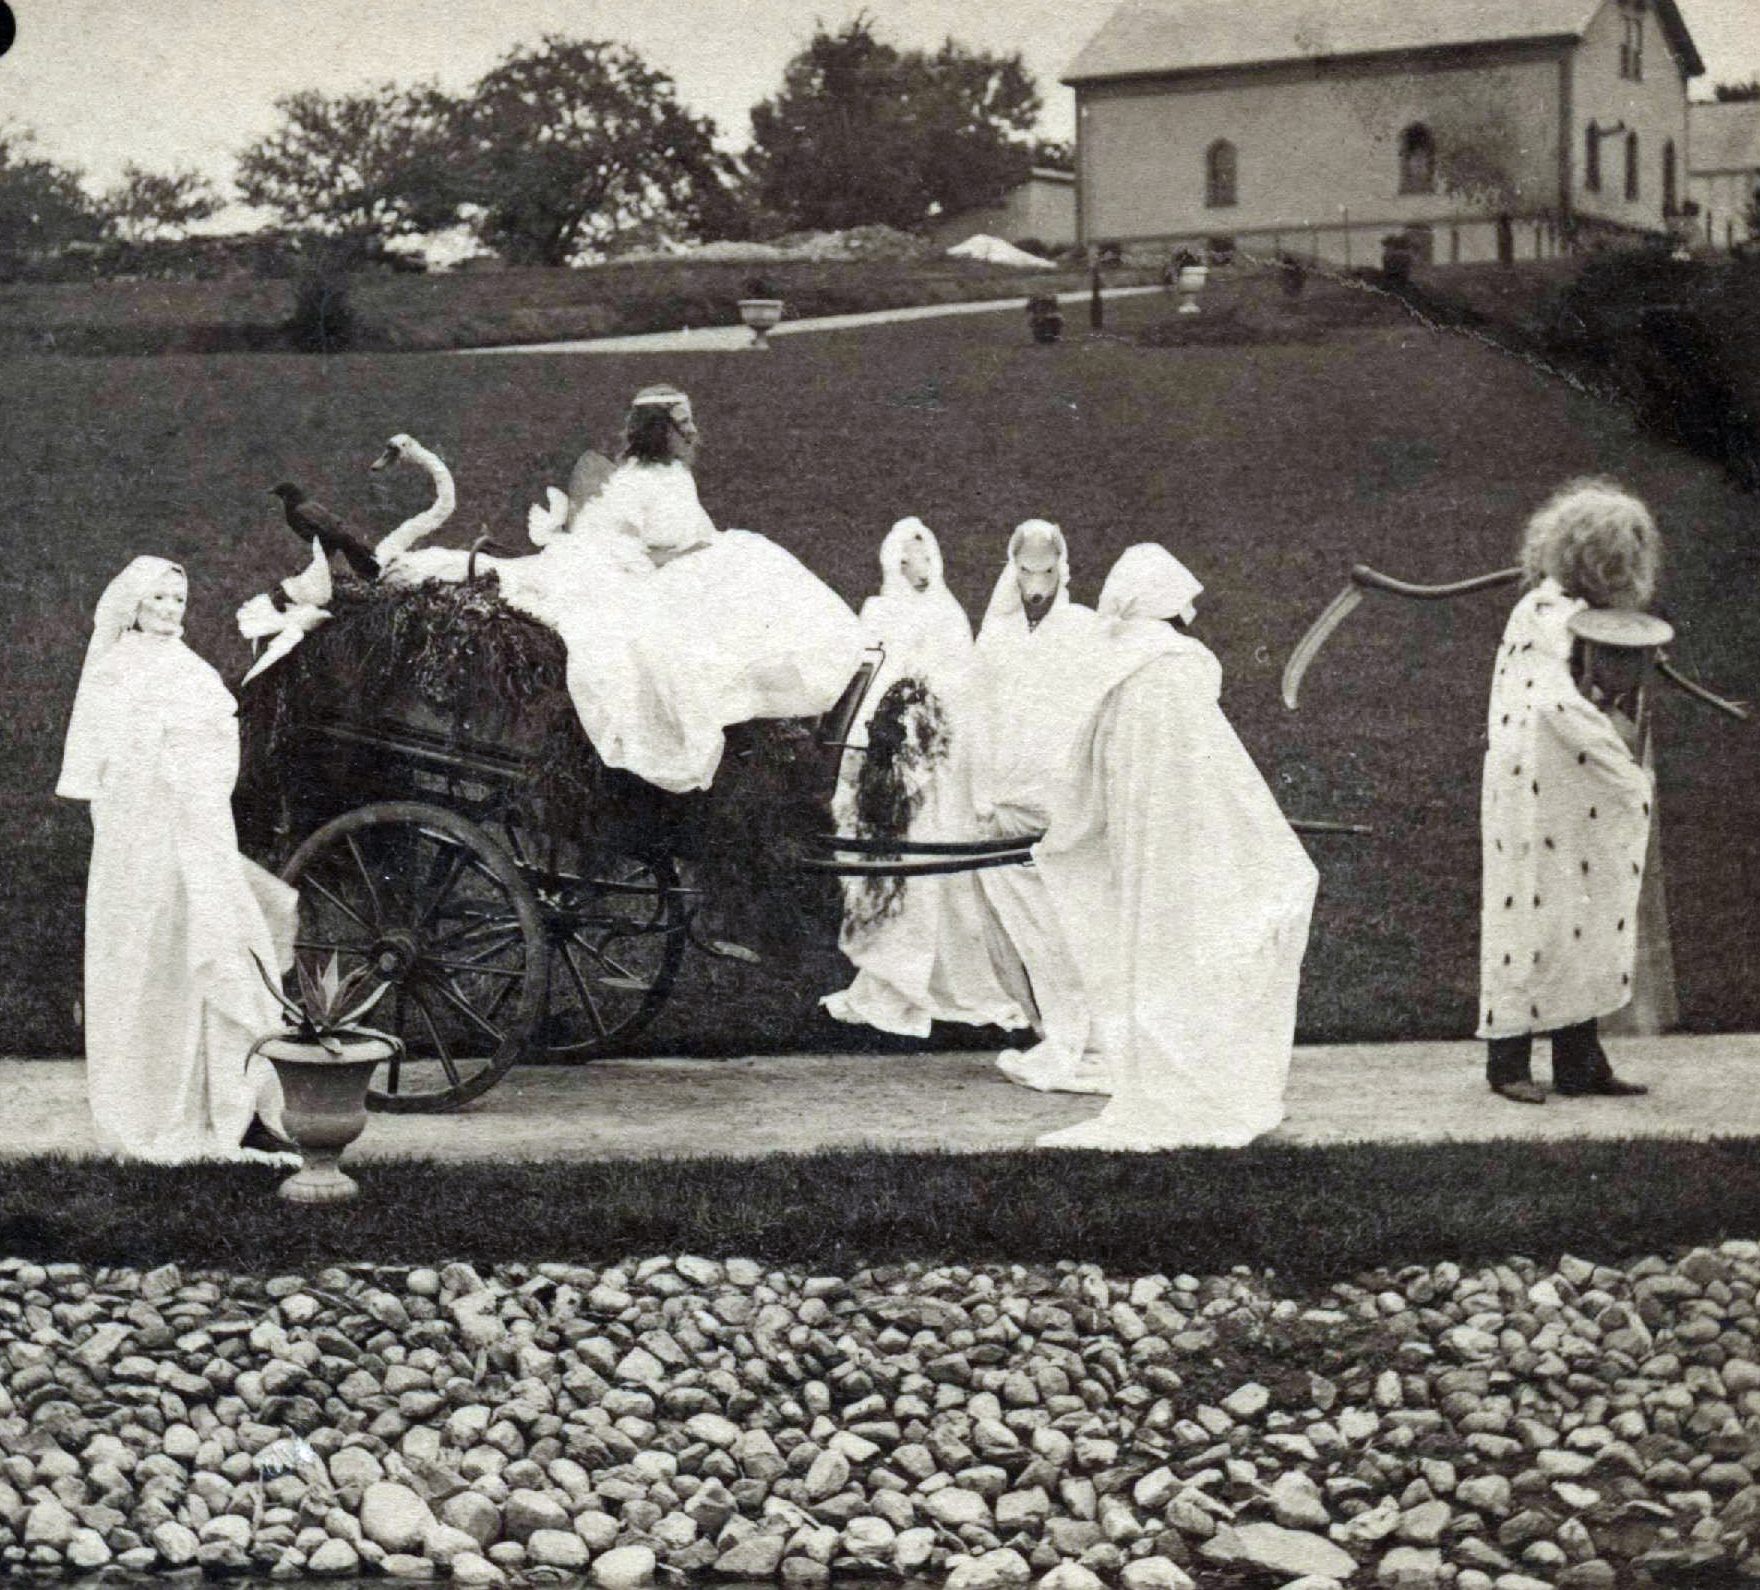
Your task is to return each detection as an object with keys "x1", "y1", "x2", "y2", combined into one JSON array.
[
  {"x1": 977, "y1": 519, "x2": 1071, "y2": 642},
  {"x1": 878, "y1": 516, "x2": 947, "y2": 599},
  {"x1": 57, "y1": 556, "x2": 185, "y2": 800},
  {"x1": 1099, "y1": 543, "x2": 1203, "y2": 628},
  {"x1": 629, "y1": 383, "x2": 692, "y2": 419}
]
